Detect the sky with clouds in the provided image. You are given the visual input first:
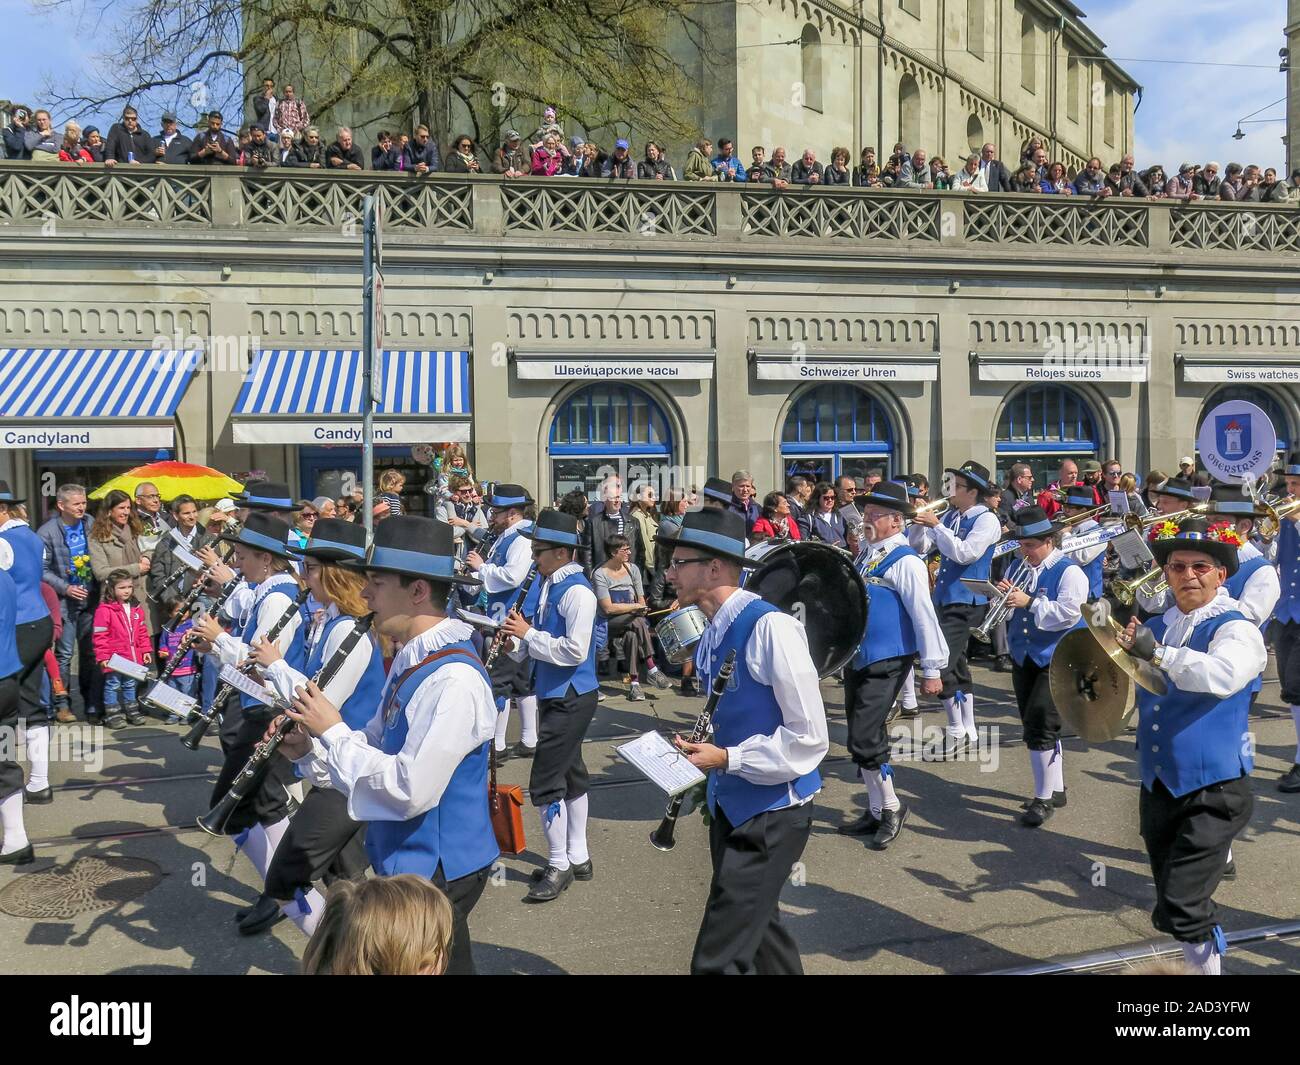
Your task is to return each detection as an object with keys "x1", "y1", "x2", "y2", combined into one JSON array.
[{"x1": 0, "y1": 0, "x2": 1291, "y2": 171}]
